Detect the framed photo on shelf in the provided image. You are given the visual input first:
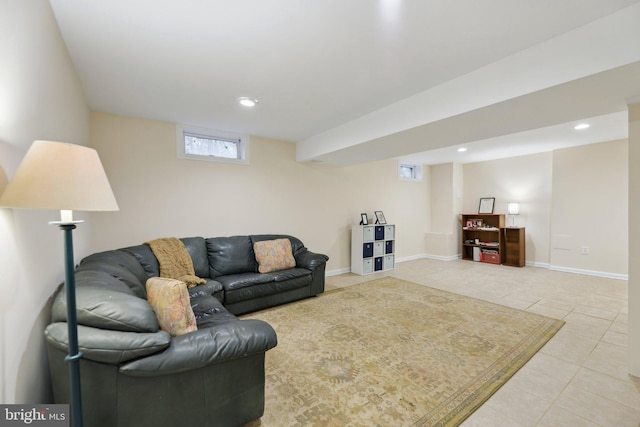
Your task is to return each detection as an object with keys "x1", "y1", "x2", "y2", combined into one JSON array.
[
  {"x1": 374, "y1": 211, "x2": 387, "y2": 224},
  {"x1": 478, "y1": 197, "x2": 495, "y2": 214},
  {"x1": 360, "y1": 213, "x2": 369, "y2": 225}
]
